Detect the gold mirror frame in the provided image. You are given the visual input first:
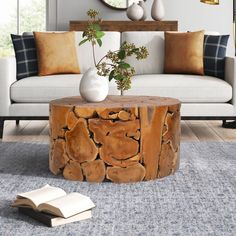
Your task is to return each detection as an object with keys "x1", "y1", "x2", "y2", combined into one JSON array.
[
  {"x1": 100, "y1": 0, "x2": 129, "y2": 10},
  {"x1": 100, "y1": 0, "x2": 147, "y2": 10},
  {"x1": 200, "y1": 0, "x2": 219, "y2": 5}
]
